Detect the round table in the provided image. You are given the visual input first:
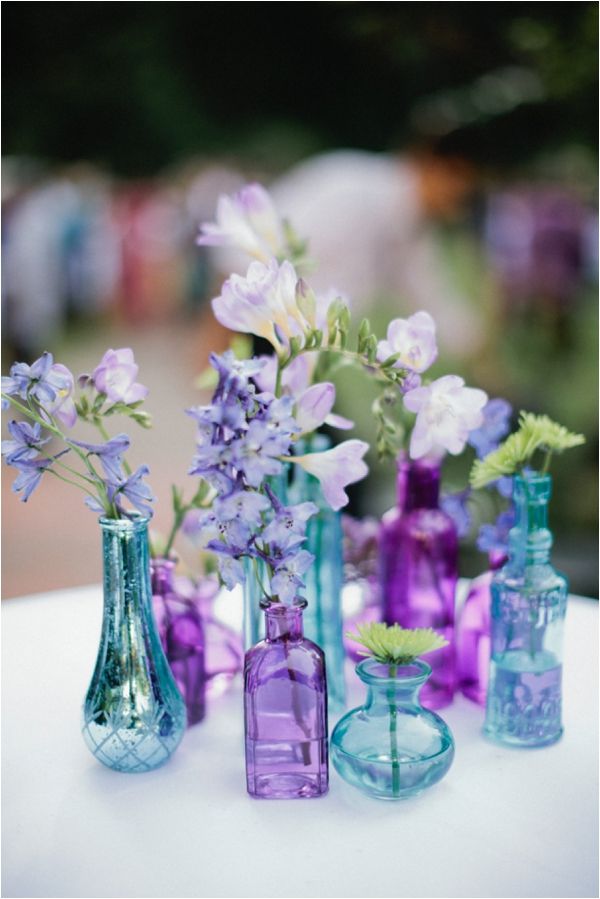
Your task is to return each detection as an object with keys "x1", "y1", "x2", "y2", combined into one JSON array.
[{"x1": 2, "y1": 585, "x2": 598, "y2": 898}]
